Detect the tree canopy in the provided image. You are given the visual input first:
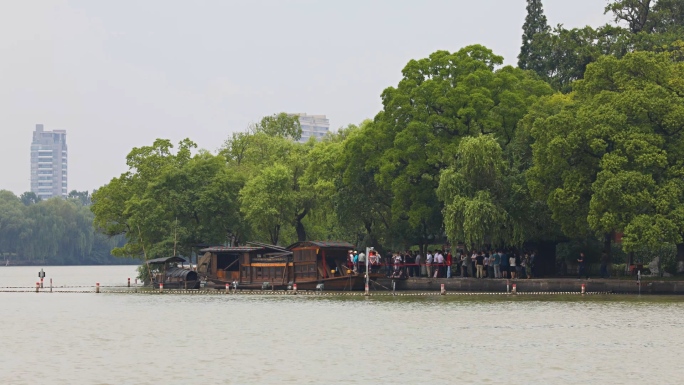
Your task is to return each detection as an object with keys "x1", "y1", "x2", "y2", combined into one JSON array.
[{"x1": 82, "y1": 0, "x2": 684, "y2": 275}]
